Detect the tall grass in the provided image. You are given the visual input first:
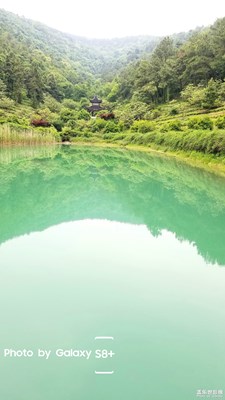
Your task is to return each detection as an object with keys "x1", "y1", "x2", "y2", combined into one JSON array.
[
  {"x1": 121, "y1": 129, "x2": 225, "y2": 156},
  {"x1": 0, "y1": 124, "x2": 57, "y2": 145}
]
